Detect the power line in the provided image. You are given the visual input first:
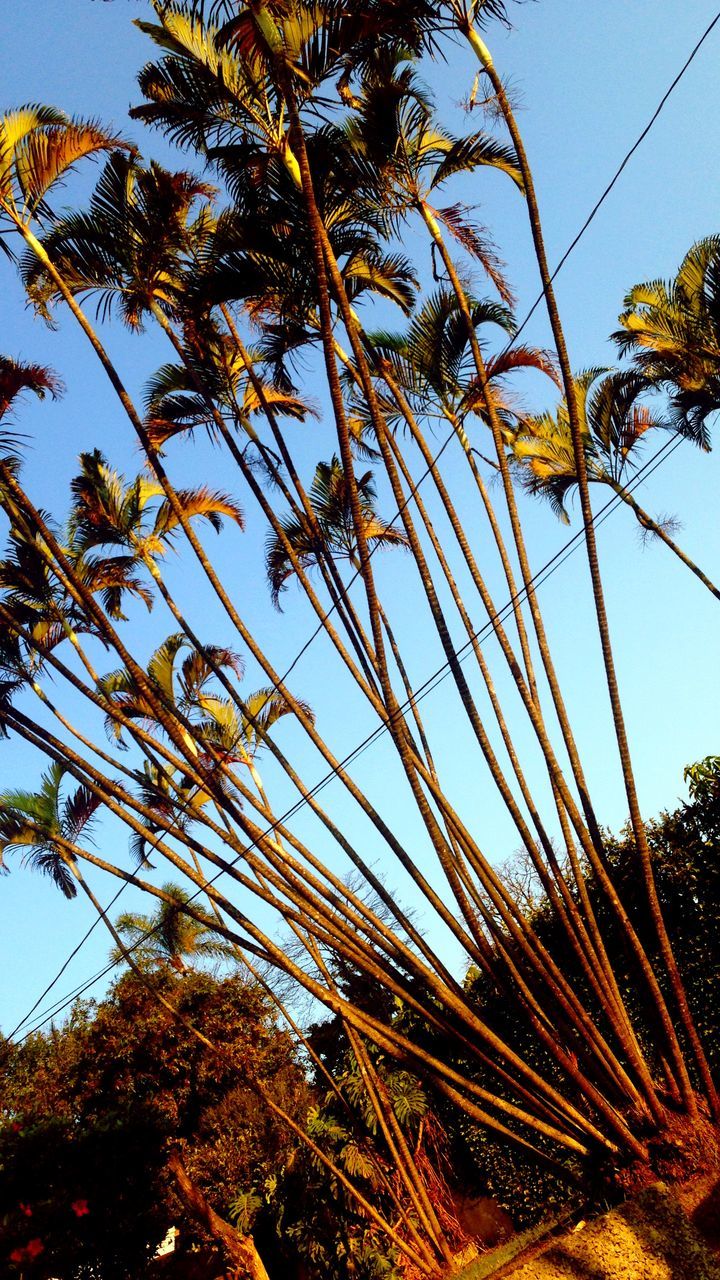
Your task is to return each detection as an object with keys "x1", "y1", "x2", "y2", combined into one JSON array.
[
  {"x1": 6, "y1": 7, "x2": 717, "y2": 1040},
  {"x1": 11, "y1": 431, "x2": 684, "y2": 1044},
  {"x1": 5, "y1": 882, "x2": 127, "y2": 1041},
  {"x1": 510, "y1": 6, "x2": 720, "y2": 349}
]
